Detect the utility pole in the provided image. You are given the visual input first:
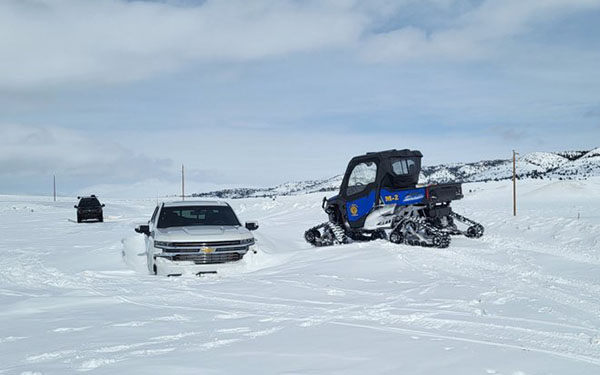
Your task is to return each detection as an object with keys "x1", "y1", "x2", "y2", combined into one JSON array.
[
  {"x1": 181, "y1": 164, "x2": 185, "y2": 201},
  {"x1": 512, "y1": 150, "x2": 518, "y2": 216},
  {"x1": 53, "y1": 175, "x2": 56, "y2": 202}
]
